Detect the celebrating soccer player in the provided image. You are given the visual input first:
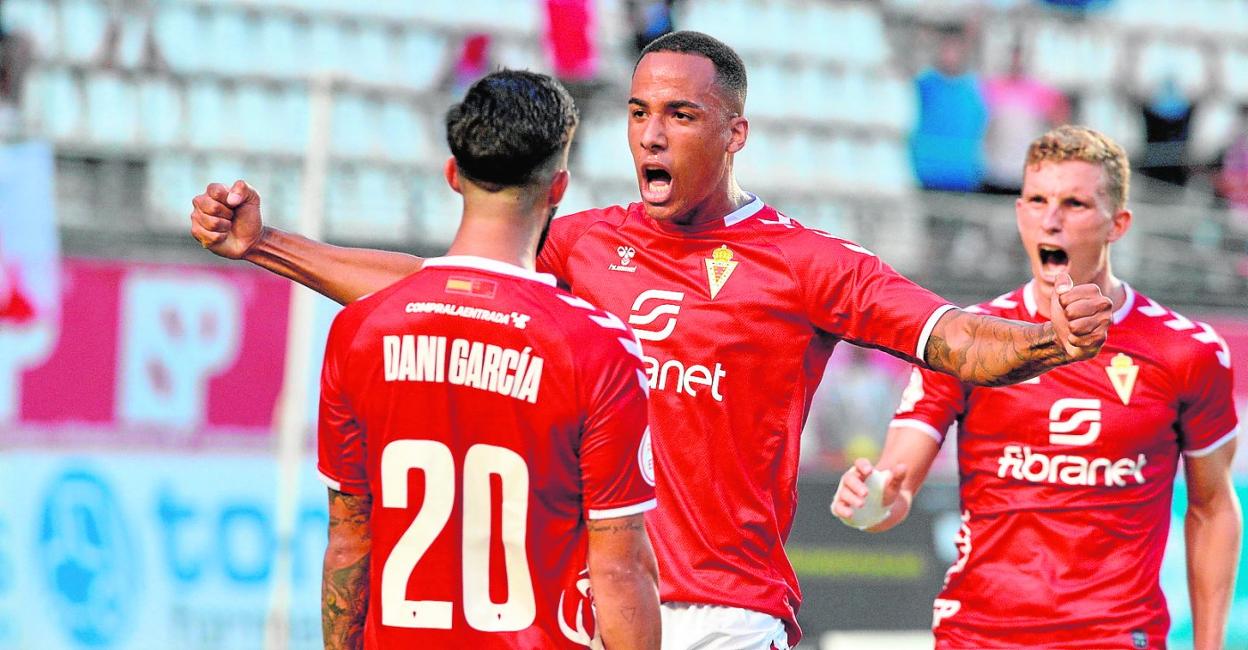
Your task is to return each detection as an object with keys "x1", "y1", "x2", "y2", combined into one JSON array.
[
  {"x1": 301, "y1": 70, "x2": 660, "y2": 649},
  {"x1": 833, "y1": 125, "x2": 1241, "y2": 649},
  {"x1": 192, "y1": 32, "x2": 1114, "y2": 648}
]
